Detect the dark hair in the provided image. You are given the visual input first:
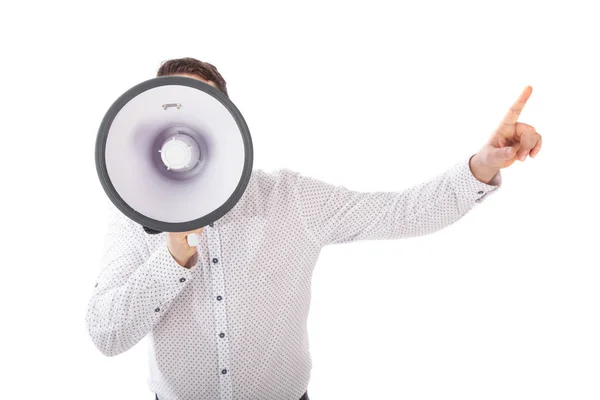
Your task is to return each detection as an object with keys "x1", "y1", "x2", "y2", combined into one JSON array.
[{"x1": 157, "y1": 57, "x2": 228, "y2": 97}]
